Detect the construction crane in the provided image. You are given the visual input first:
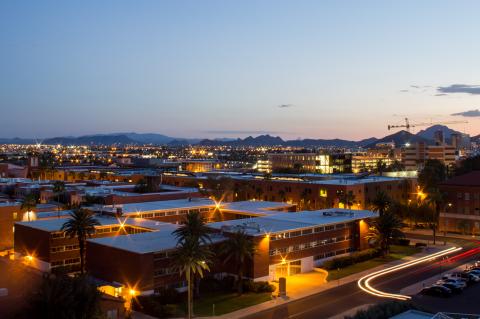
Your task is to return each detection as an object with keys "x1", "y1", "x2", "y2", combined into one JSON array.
[{"x1": 387, "y1": 117, "x2": 468, "y2": 133}]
